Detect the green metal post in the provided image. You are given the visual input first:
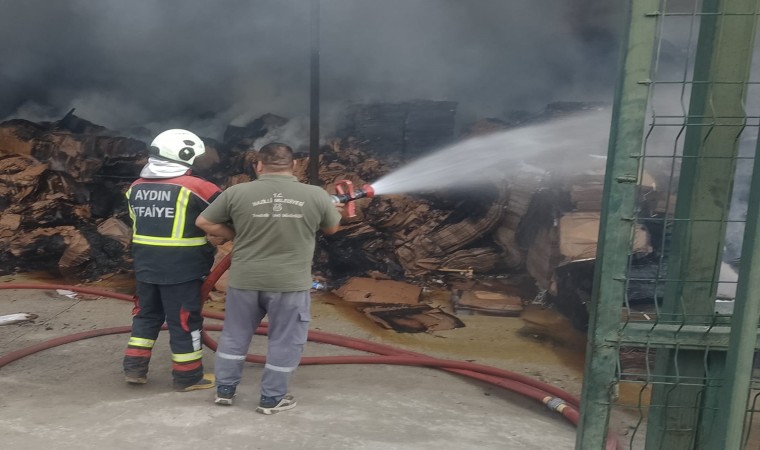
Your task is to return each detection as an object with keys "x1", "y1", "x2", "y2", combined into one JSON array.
[
  {"x1": 575, "y1": 0, "x2": 659, "y2": 448},
  {"x1": 646, "y1": 0, "x2": 758, "y2": 448},
  {"x1": 719, "y1": 132, "x2": 760, "y2": 450}
]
